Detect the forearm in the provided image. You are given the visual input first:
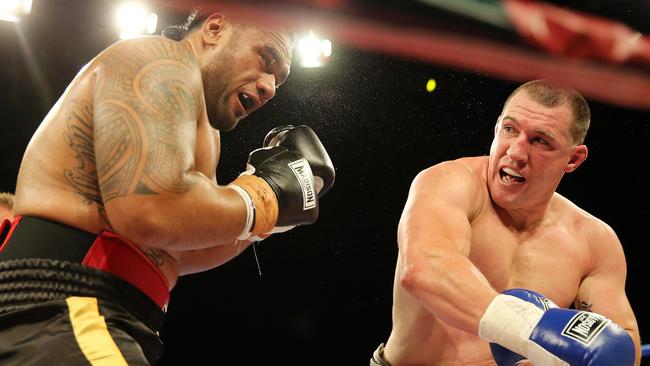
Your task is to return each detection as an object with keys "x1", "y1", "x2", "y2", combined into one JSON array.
[
  {"x1": 618, "y1": 301, "x2": 642, "y2": 365},
  {"x1": 178, "y1": 238, "x2": 256, "y2": 275},
  {"x1": 627, "y1": 327, "x2": 641, "y2": 366},
  {"x1": 613, "y1": 309, "x2": 641, "y2": 366},
  {"x1": 399, "y1": 251, "x2": 498, "y2": 334},
  {"x1": 107, "y1": 171, "x2": 248, "y2": 251}
]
